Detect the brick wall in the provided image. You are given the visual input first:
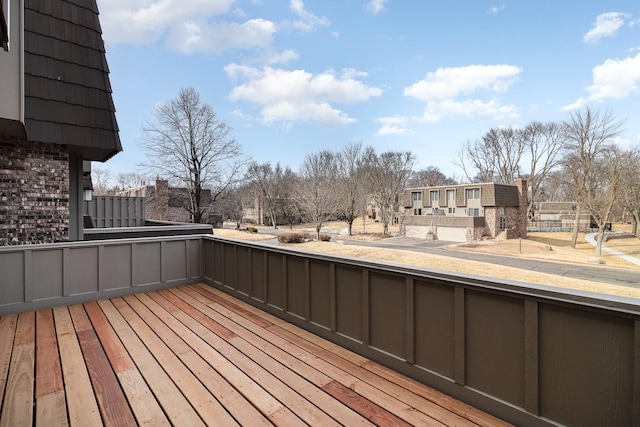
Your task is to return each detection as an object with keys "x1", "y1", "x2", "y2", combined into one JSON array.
[{"x1": 0, "y1": 135, "x2": 69, "y2": 244}]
